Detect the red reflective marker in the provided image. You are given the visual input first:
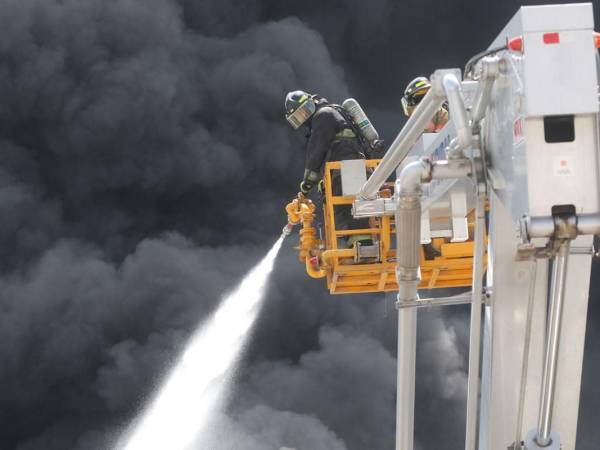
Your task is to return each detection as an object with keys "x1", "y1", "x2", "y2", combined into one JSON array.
[
  {"x1": 543, "y1": 32, "x2": 560, "y2": 44},
  {"x1": 508, "y1": 36, "x2": 524, "y2": 52}
]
